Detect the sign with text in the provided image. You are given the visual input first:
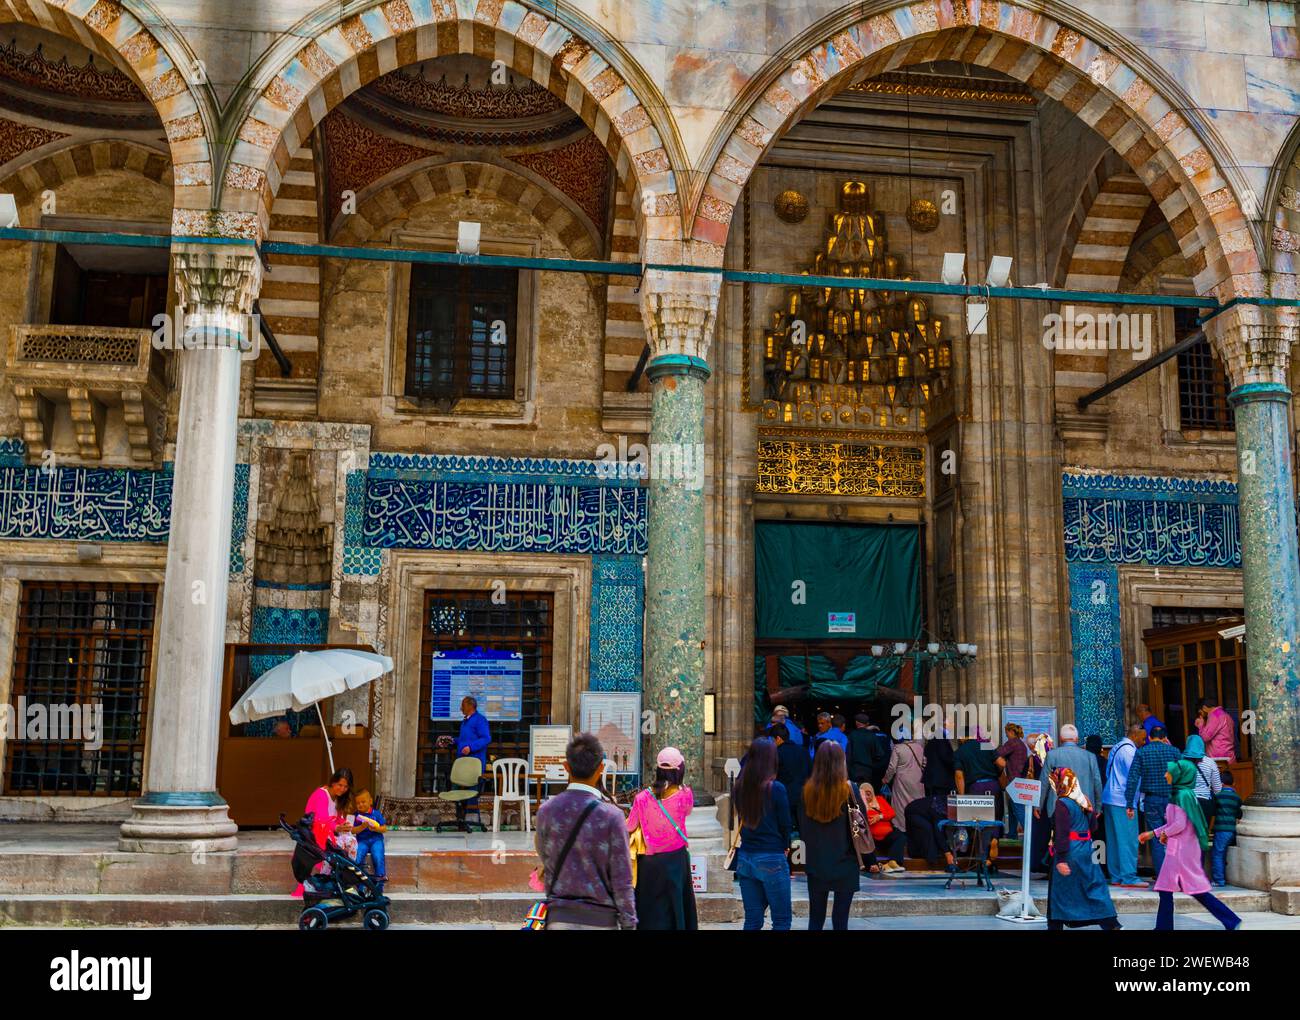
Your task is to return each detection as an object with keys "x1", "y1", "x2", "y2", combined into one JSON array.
[
  {"x1": 529, "y1": 724, "x2": 572, "y2": 781},
  {"x1": 1009, "y1": 777, "x2": 1042, "y2": 806},
  {"x1": 1003, "y1": 705, "x2": 1058, "y2": 742},
  {"x1": 690, "y1": 854, "x2": 708, "y2": 893},
  {"x1": 431, "y1": 647, "x2": 523, "y2": 721},
  {"x1": 828, "y1": 611, "x2": 856, "y2": 633}
]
